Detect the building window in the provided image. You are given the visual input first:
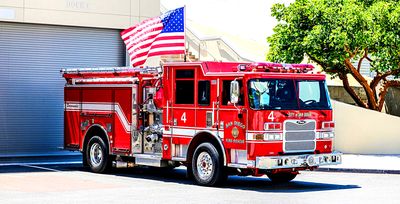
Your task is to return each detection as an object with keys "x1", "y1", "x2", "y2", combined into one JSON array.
[{"x1": 198, "y1": 81, "x2": 210, "y2": 106}]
